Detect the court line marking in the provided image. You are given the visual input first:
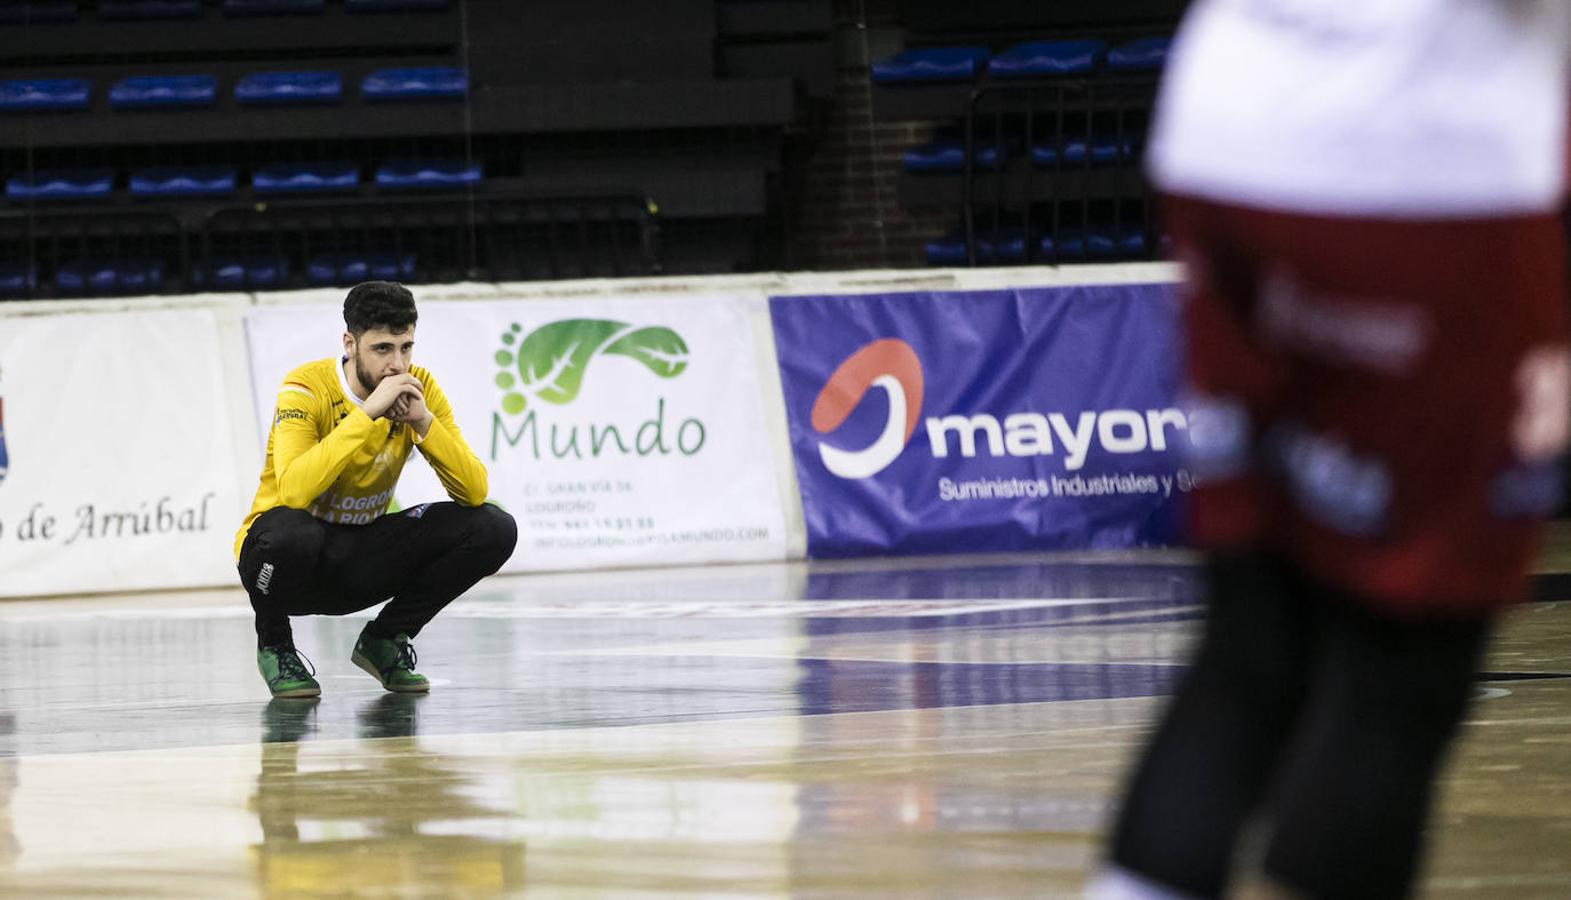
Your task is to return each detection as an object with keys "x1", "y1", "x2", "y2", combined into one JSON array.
[
  {"x1": 578, "y1": 654, "x2": 1191, "y2": 668},
  {"x1": 0, "y1": 697, "x2": 1164, "y2": 763},
  {"x1": 1427, "y1": 875, "x2": 1571, "y2": 889},
  {"x1": 0, "y1": 595, "x2": 1176, "y2": 623},
  {"x1": 549, "y1": 605, "x2": 1201, "y2": 660},
  {"x1": 1466, "y1": 716, "x2": 1571, "y2": 726},
  {"x1": 438, "y1": 596, "x2": 1166, "y2": 619},
  {"x1": 1476, "y1": 671, "x2": 1571, "y2": 681}
]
